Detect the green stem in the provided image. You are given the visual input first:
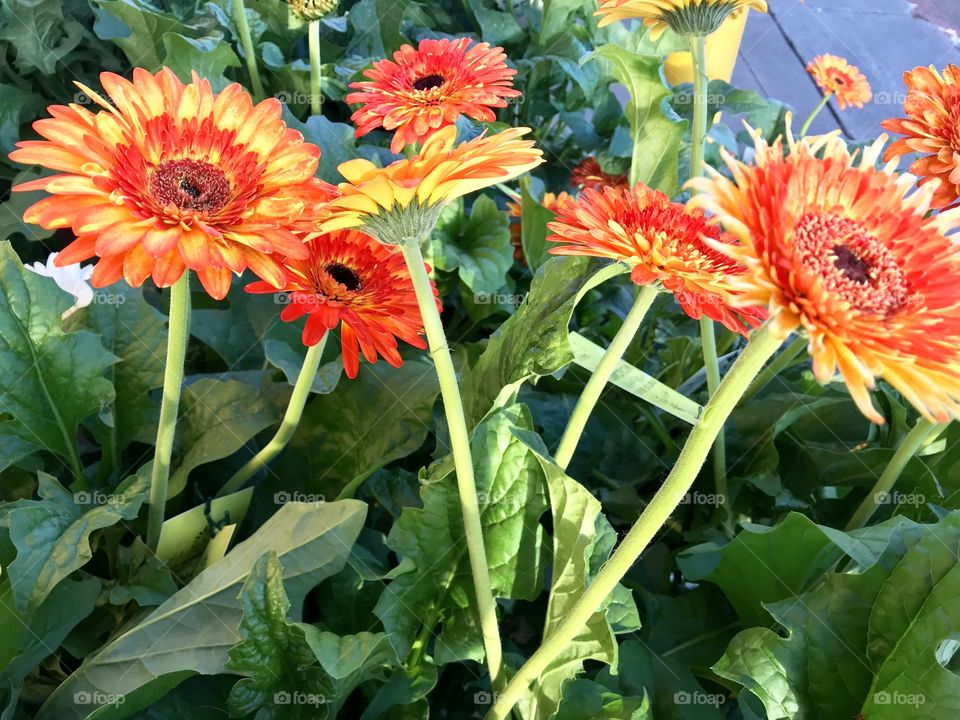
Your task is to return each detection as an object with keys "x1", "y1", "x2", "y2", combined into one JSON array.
[
  {"x1": 147, "y1": 274, "x2": 192, "y2": 553},
  {"x1": 845, "y1": 418, "x2": 944, "y2": 531},
  {"x1": 689, "y1": 34, "x2": 709, "y2": 181},
  {"x1": 233, "y1": 0, "x2": 265, "y2": 99},
  {"x1": 218, "y1": 335, "x2": 328, "y2": 497},
  {"x1": 308, "y1": 19, "x2": 322, "y2": 116},
  {"x1": 554, "y1": 285, "x2": 659, "y2": 470},
  {"x1": 740, "y1": 334, "x2": 807, "y2": 404},
  {"x1": 485, "y1": 323, "x2": 783, "y2": 720},
  {"x1": 799, "y1": 93, "x2": 831, "y2": 137},
  {"x1": 495, "y1": 183, "x2": 521, "y2": 201},
  {"x1": 399, "y1": 236, "x2": 505, "y2": 691},
  {"x1": 688, "y1": 35, "x2": 728, "y2": 525}
]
